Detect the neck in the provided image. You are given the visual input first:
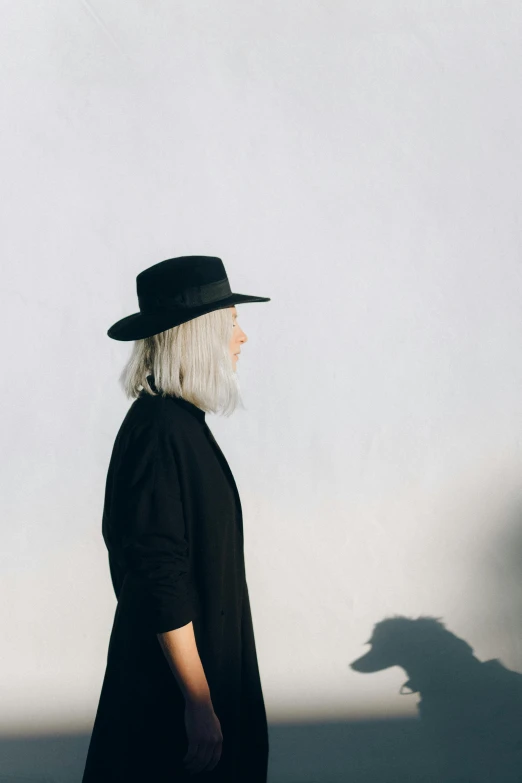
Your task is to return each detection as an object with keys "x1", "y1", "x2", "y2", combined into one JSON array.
[{"x1": 401, "y1": 655, "x2": 482, "y2": 693}]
